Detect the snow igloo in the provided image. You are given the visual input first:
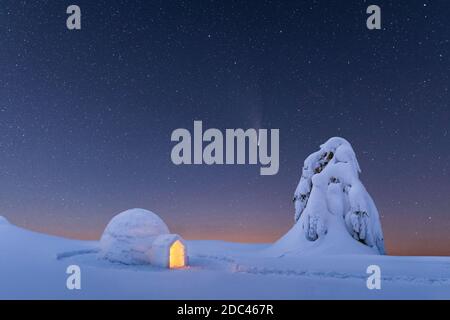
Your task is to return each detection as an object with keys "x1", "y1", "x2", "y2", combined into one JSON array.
[{"x1": 99, "y1": 208, "x2": 188, "y2": 268}]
